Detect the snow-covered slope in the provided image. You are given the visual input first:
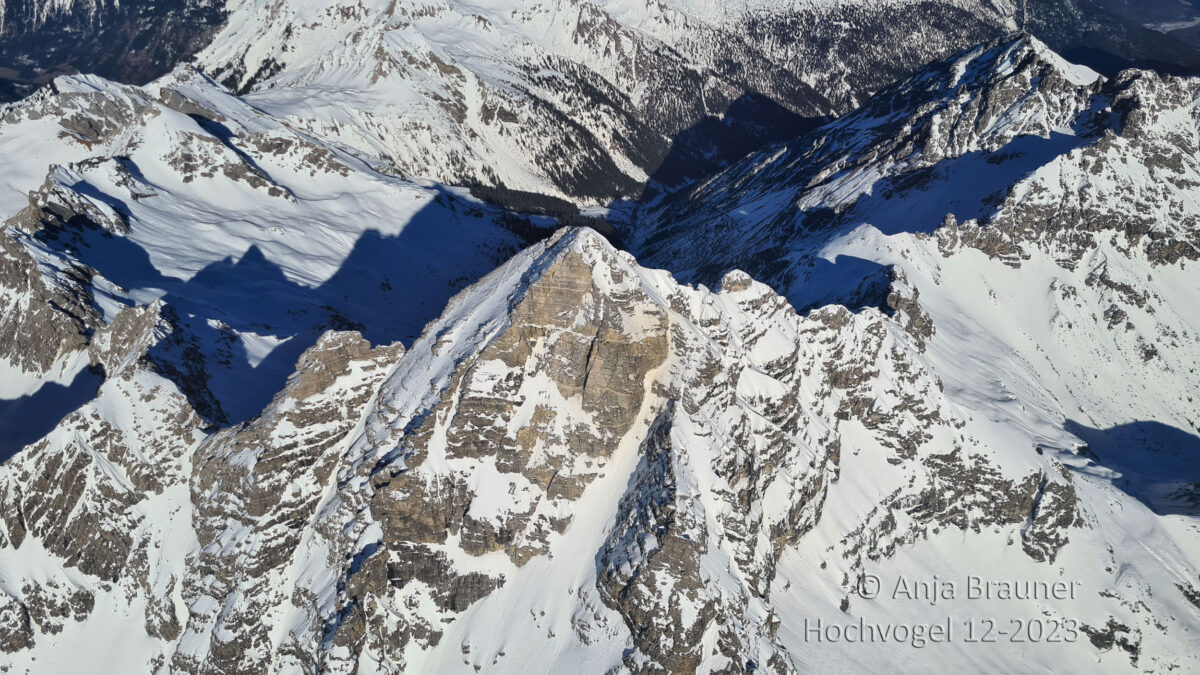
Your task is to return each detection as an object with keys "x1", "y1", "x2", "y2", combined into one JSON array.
[
  {"x1": 1, "y1": 222, "x2": 1197, "y2": 672},
  {"x1": 623, "y1": 34, "x2": 1200, "y2": 668},
  {"x1": 187, "y1": 0, "x2": 1200, "y2": 203},
  {"x1": 182, "y1": 0, "x2": 1011, "y2": 202},
  {"x1": 194, "y1": 0, "x2": 849, "y2": 201},
  {"x1": 6, "y1": 0, "x2": 1198, "y2": 194},
  {"x1": 0, "y1": 70, "x2": 552, "y2": 438},
  {"x1": 0, "y1": 26, "x2": 1198, "y2": 675}
]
